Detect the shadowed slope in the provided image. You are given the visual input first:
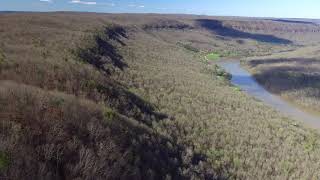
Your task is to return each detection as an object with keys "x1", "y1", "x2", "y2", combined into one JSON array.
[
  {"x1": 270, "y1": 19, "x2": 317, "y2": 25},
  {"x1": 73, "y1": 26, "x2": 128, "y2": 74},
  {"x1": 196, "y1": 19, "x2": 293, "y2": 44}
]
